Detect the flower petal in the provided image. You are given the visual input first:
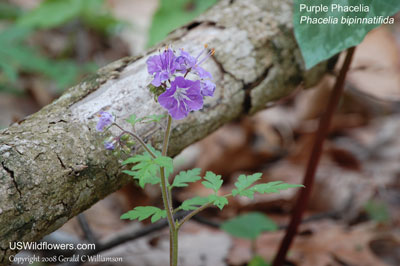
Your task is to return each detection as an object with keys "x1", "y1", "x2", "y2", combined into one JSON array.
[
  {"x1": 146, "y1": 55, "x2": 161, "y2": 74},
  {"x1": 96, "y1": 111, "x2": 114, "y2": 132},
  {"x1": 200, "y1": 80, "x2": 216, "y2": 97},
  {"x1": 194, "y1": 66, "x2": 212, "y2": 79}
]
